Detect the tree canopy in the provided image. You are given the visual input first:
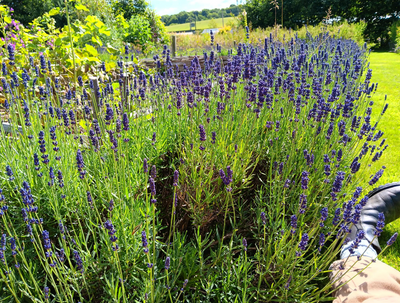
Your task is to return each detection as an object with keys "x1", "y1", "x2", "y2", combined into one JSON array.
[
  {"x1": 245, "y1": 0, "x2": 400, "y2": 45},
  {"x1": 1, "y1": 0, "x2": 53, "y2": 25}
]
